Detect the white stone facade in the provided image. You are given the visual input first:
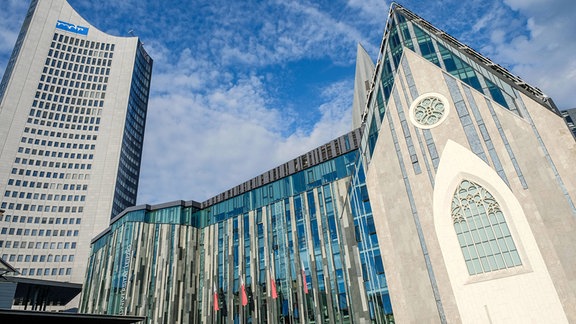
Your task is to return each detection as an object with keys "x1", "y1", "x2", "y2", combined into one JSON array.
[
  {"x1": 0, "y1": 0, "x2": 150, "y2": 309},
  {"x1": 365, "y1": 48, "x2": 576, "y2": 323}
]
